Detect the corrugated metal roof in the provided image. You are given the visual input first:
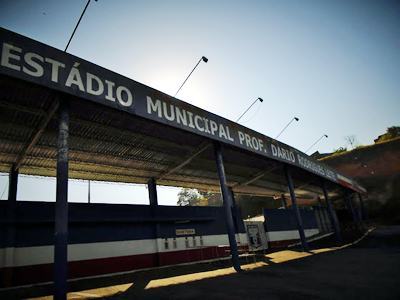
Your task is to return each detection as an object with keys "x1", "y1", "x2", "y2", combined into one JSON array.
[{"x1": 0, "y1": 75, "x2": 348, "y2": 199}]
